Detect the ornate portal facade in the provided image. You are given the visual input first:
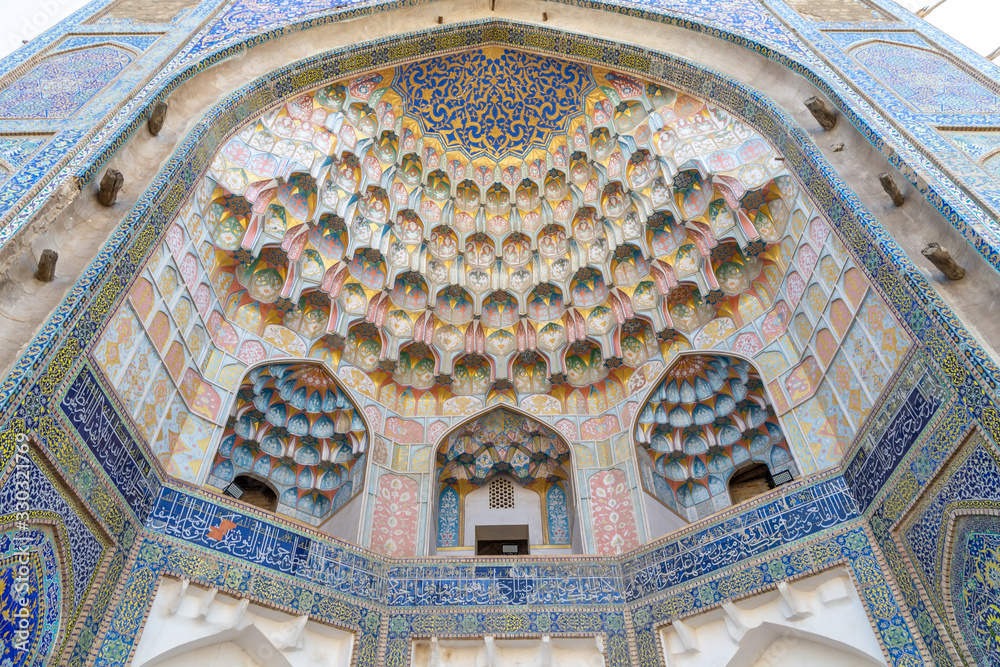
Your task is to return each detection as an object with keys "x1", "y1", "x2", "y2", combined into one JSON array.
[{"x1": 1, "y1": 1, "x2": 999, "y2": 665}]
